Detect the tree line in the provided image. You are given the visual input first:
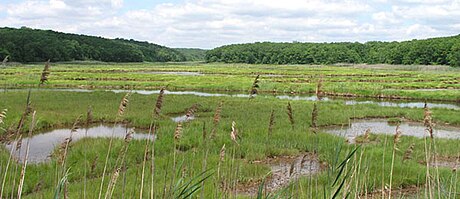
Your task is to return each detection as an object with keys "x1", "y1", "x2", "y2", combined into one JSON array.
[
  {"x1": 0, "y1": 27, "x2": 186, "y2": 63},
  {"x1": 205, "y1": 35, "x2": 460, "y2": 67}
]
